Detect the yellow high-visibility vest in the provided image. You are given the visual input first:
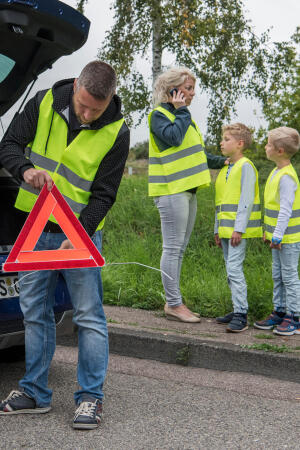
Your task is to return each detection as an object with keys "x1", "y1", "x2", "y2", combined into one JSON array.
[
  {"x1": 215, "y1": 157, "x2": 262, "y2": 238},
  {"x1": 15, "y1": 89, "x2": 125, "y2": 231},
  {"x1": 264, "y1": 164, "x2": 300, "y2": 243},
  {"x1": 148, "y1": 106, "x2": 211, "y2": 196}
]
